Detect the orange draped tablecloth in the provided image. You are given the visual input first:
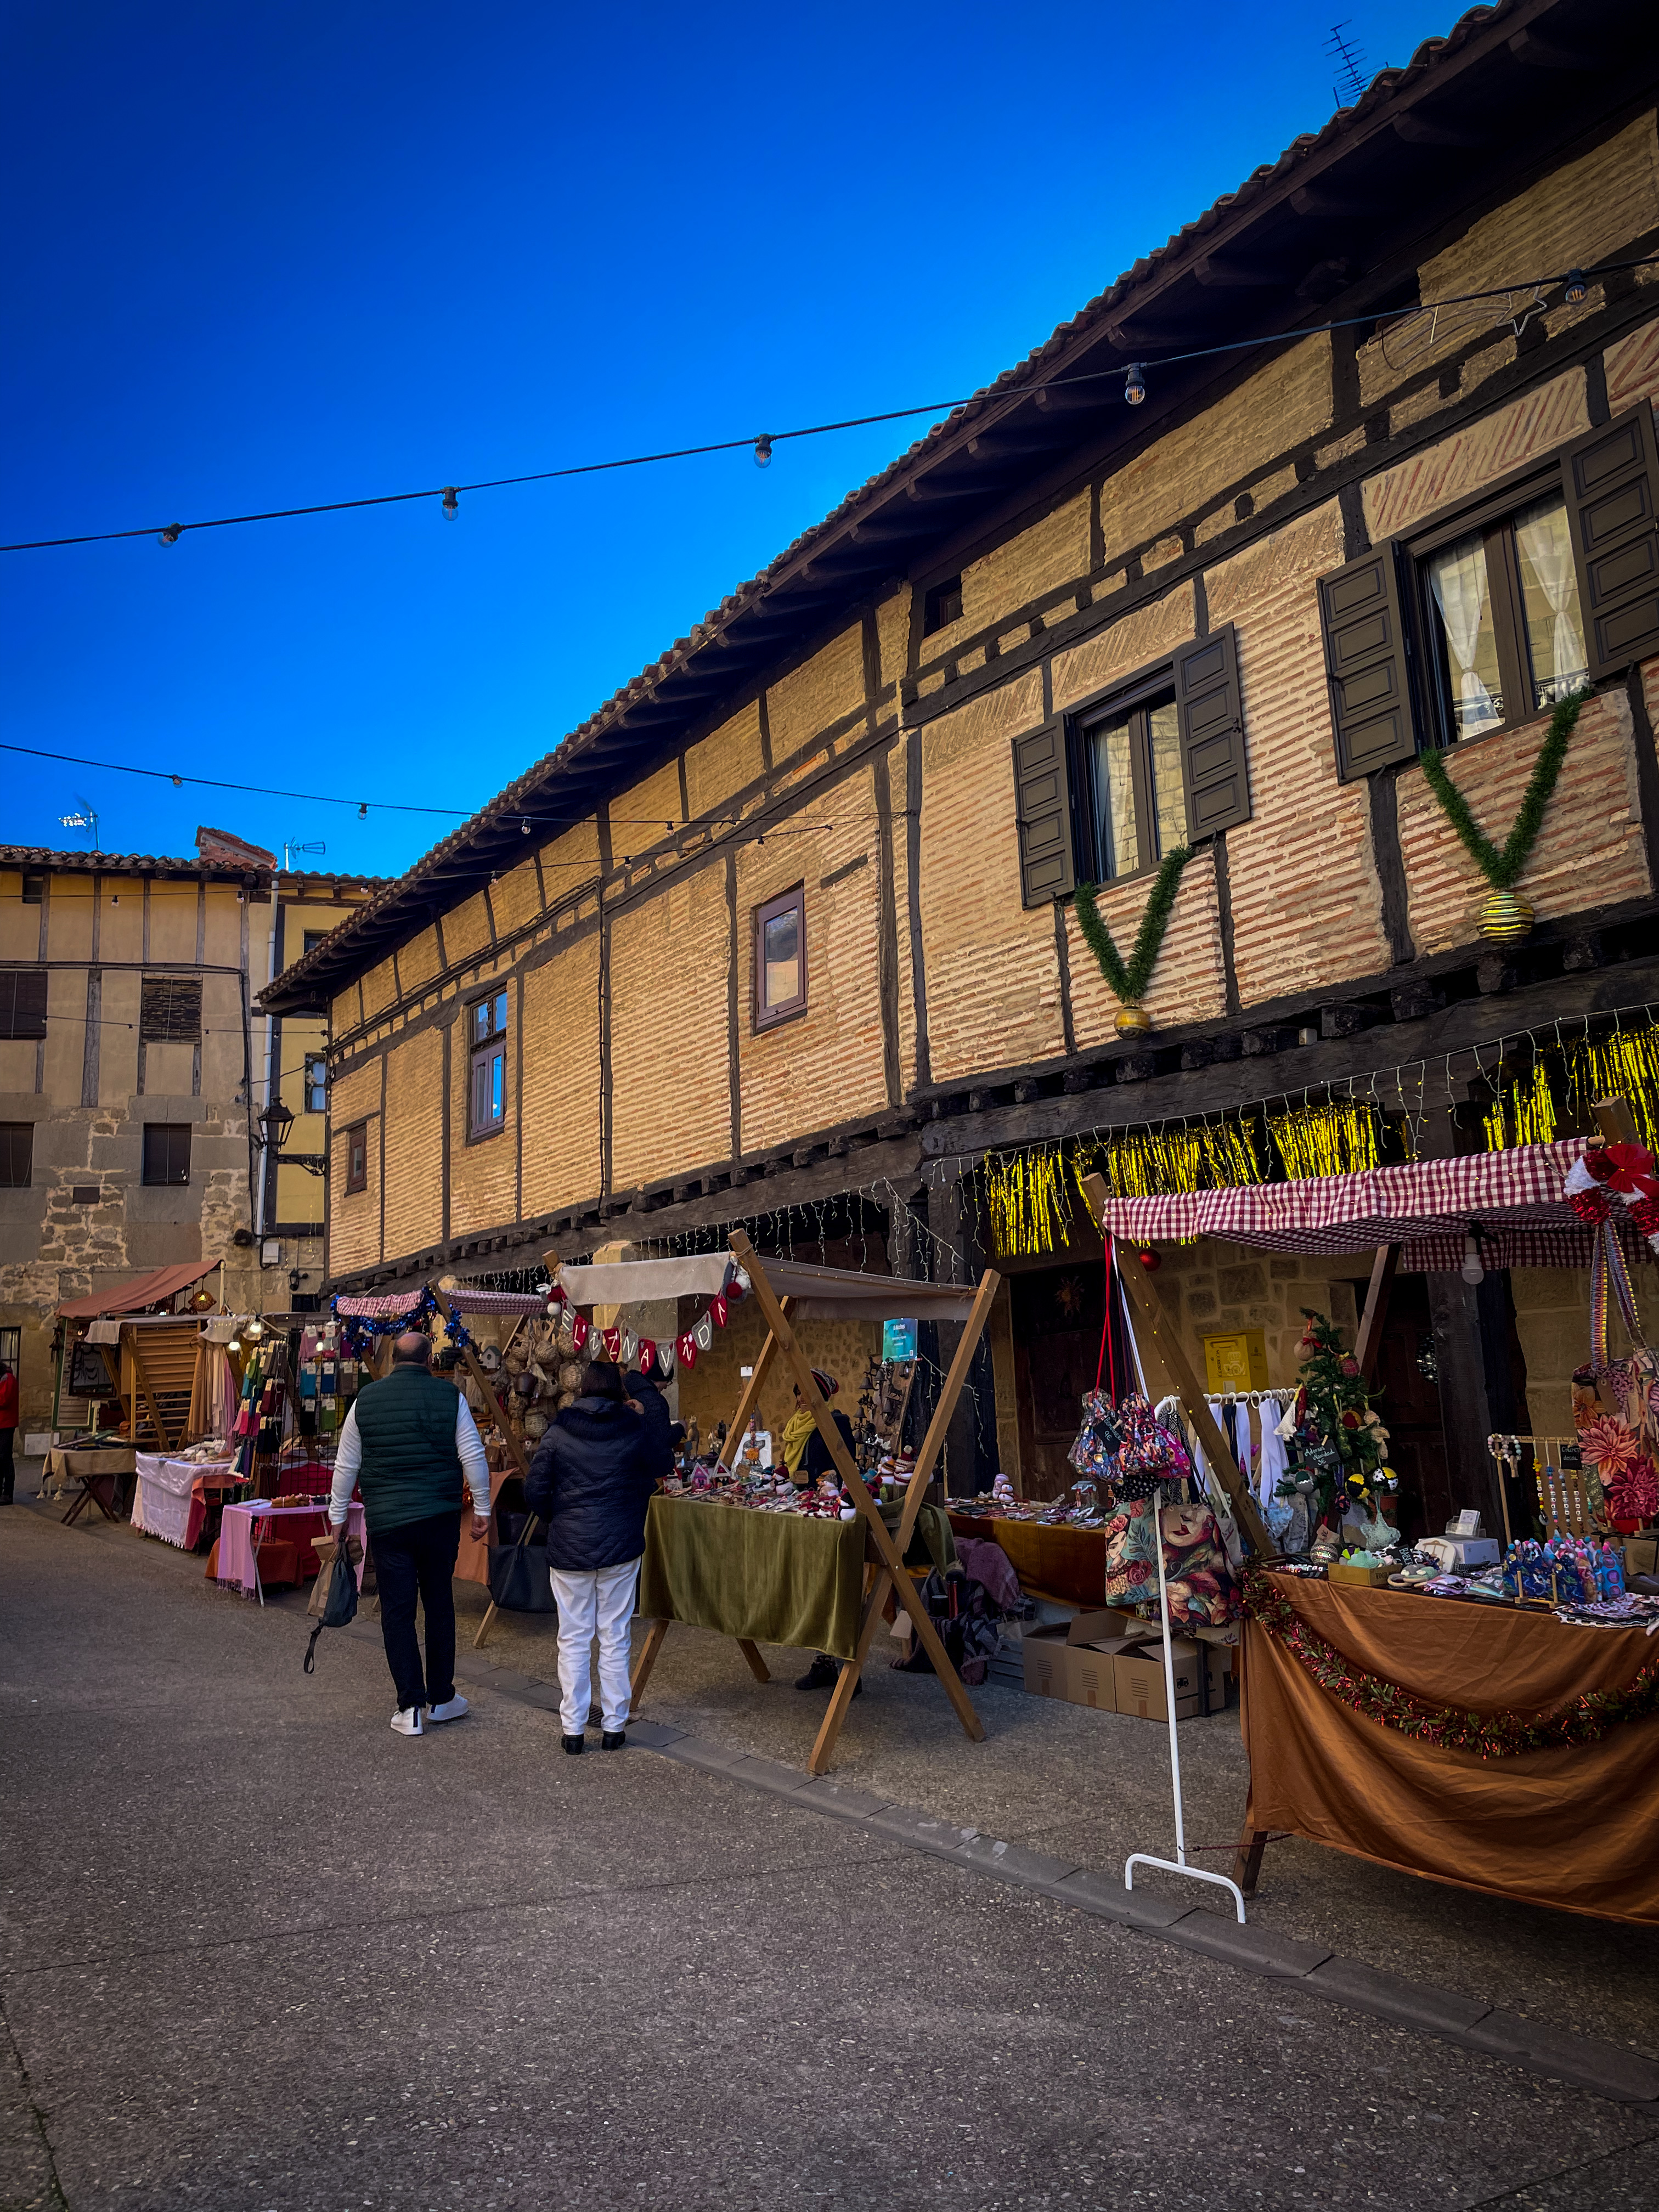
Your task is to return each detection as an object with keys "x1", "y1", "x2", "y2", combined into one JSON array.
[
  {"x1": 947, "y1": 1512, "x2": 1107, "y2": 1607},
  {"x1": 1242, "y1": 1575, "x2": 1659, "y2": 1926}
]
